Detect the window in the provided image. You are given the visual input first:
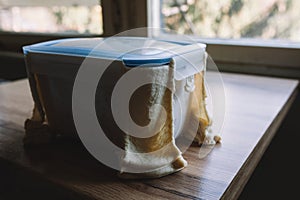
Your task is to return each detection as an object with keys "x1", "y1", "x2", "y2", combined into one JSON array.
[
  {"x1": 162, "y1": 0, "x2": 300, "y2": 42},
  {"x1": 148, "y1": 0, "x2": 300, "y2": 79},
  {"x1": 0, "y1": 0, "x2": 103, "y2": 34},
  {"x1": 1, "y1": 0, "x2": 299, "y2": 79},
  {"x1": 0, "y1": 0, "x2": 103, "y2": 52}
]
